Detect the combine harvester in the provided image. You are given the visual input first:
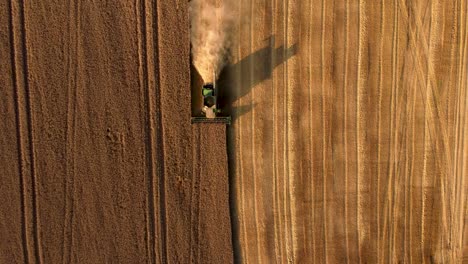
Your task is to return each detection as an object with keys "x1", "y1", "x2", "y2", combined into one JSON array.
[{"x1": 191, "y1": 72, "x2": 231, "y2": 125}]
